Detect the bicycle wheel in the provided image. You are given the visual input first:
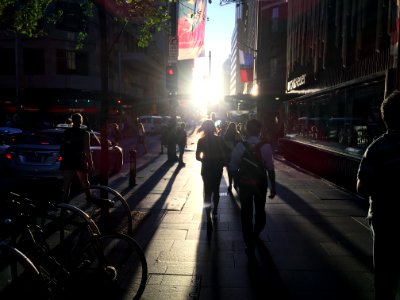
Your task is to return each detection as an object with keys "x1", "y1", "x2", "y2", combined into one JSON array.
[
  {"x1": 0, "y1": 243, "x2": 47, "y2": 299},
  {"x1": 69, "y1": 185, "x2": 133, "y2": 235},
  {"x1": 71, "y1": 233, "x2": 148, "y2": 300},
  {"x1": 40, "y1": 203, "x2": 100, "y2": 269}
]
